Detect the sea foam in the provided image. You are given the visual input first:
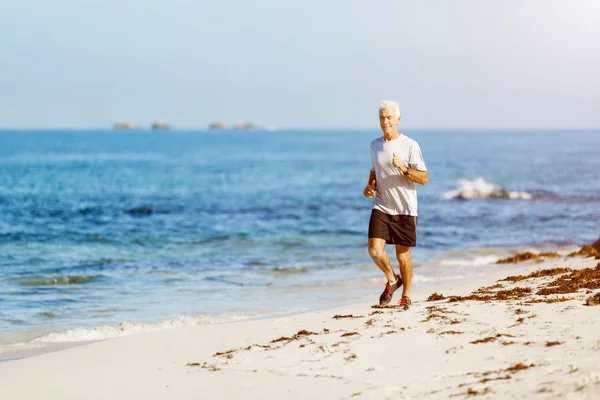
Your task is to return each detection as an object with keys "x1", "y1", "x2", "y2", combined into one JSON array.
[{"x1": 441, "y1": 178, "x2": 532, "y2": 200}]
